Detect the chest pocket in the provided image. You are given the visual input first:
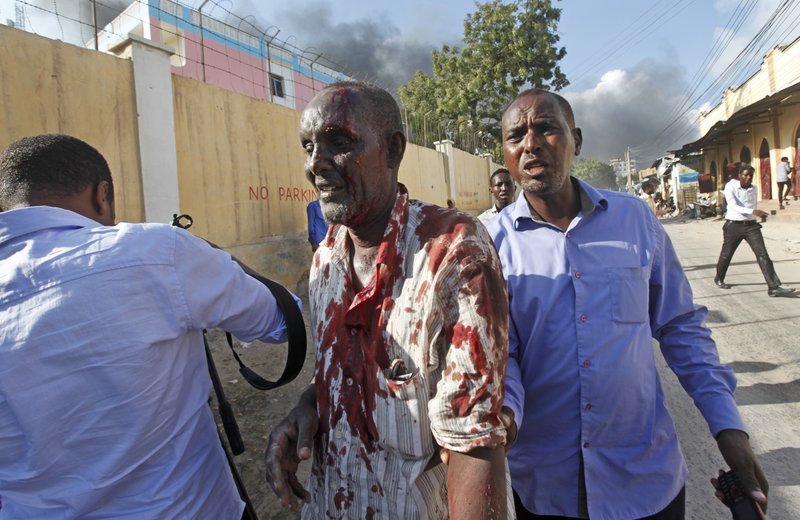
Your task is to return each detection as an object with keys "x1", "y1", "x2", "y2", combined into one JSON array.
[
  {"x1": 608, "y1": 266, "x2": 649, "y2": 324},
  {"x1": 375, "y1": 370, "x2": 433, "y2": 459}
]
